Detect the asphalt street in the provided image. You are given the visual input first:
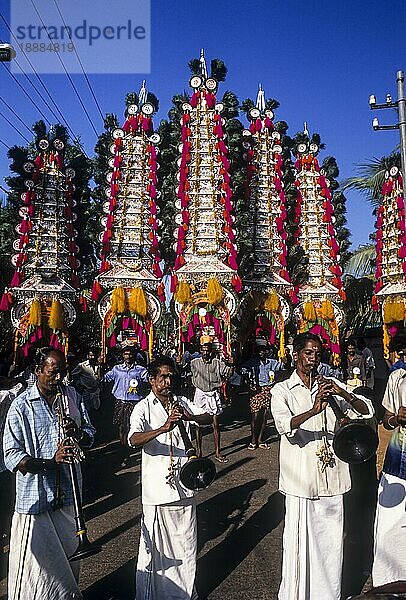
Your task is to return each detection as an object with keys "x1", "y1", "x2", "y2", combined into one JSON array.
[{"x1": 1, "y1": 391, "x2": 378, "y2": 600}]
